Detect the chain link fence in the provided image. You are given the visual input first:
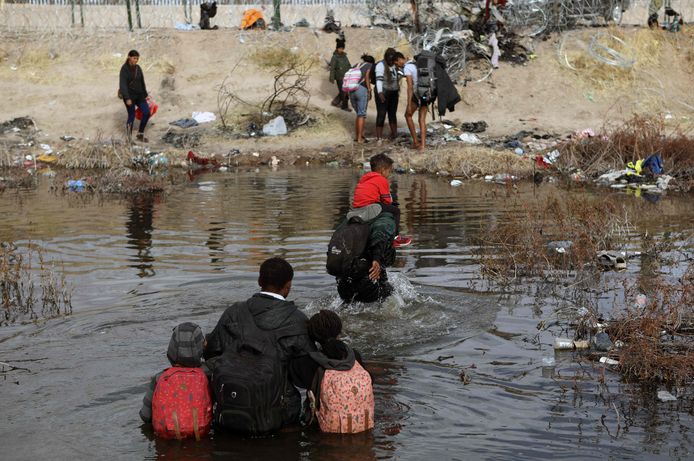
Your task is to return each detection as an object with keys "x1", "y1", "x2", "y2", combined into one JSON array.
[
  {"x1": 0, "y1": 0, "x2": 390, "y2": 32},
  {"x1": 0, "y1": 1, "x2": 690, "y2": 32}
]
